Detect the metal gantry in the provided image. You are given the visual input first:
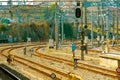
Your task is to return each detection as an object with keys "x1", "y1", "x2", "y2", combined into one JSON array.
[
  {"x1": 0, "y1": 0, "x2": 119, "y2": 48},
  {"x1": 0, "y1": 0, "x2": 119, "y2": 22}
]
